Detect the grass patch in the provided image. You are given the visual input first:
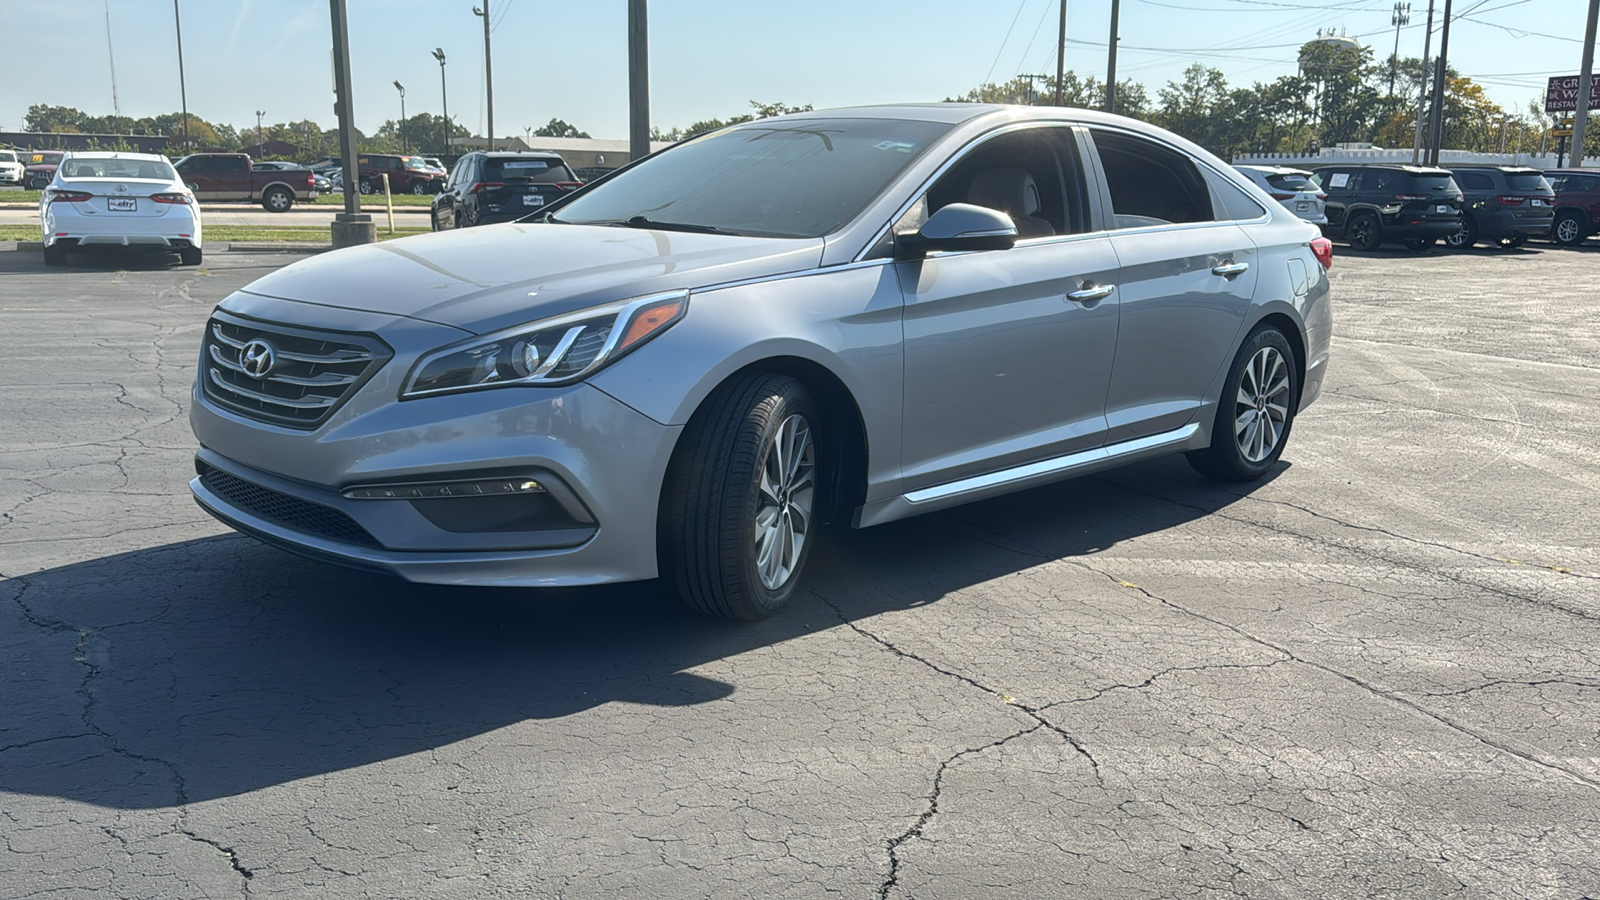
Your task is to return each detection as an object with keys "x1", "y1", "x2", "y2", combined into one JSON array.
[
  {"x1": 0, "y1": 224, "x2": 428, "y2": 243},
  {"x1": 0, "y1": 190, "x2": 43, "y2": 205},
  {"x1": 313, "y1": 192, "x2": 435, "y2": 207}
]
